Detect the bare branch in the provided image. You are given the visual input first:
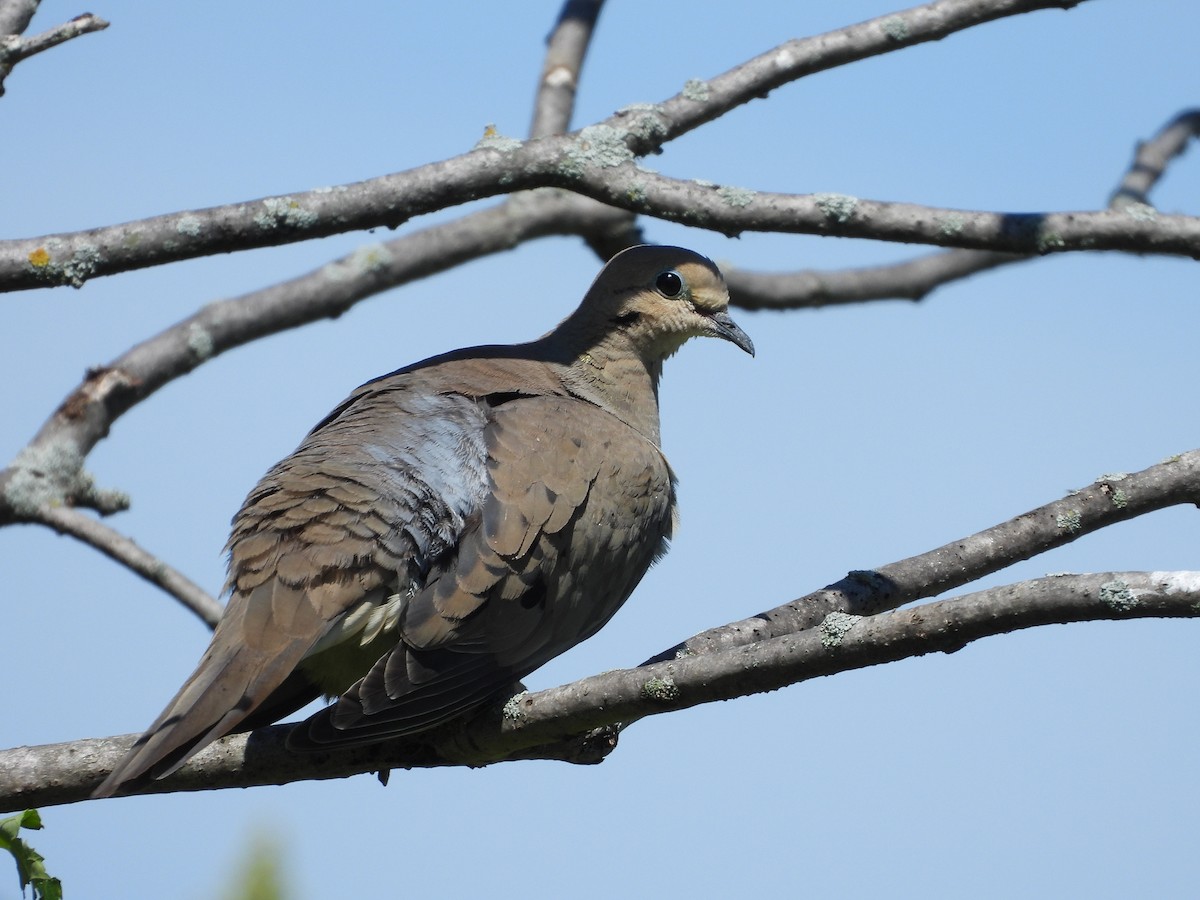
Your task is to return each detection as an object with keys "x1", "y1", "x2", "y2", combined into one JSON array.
[
  {"x1": 529, "y1": 0, "x2": 605, "y2": 138},
  {"x1": 36, "y1": 506, "x2": 222, "y2": 627},
  {"x1": 726, "y1": 249, "x2": 1020, "y2": 310},
  {"x1": 0, "y1": 192, "x2": 630, "y2": 521},
  {"x1": 652, "y1": 452, "x2": 1200, "y2": 662},
  {"x1": 6, "y1": 124, "x2": 1195, "y2": 295},
  {"x1": 727, "y1": 107, "x2": 1200, "y2": 310},
  {"x1": 0, "y1": 11, "x2": 108, "y2": 96},
  {"x1": 1111, "y1": 109, "x2": 1200, "y2": 208},
  {"x1": 0, "y1": 0, "x2": 38, "y2": 40},
  {"x1": 4, "y1": 568, "x2": 1194, "y2": 810},
  {"x1": 0, "y1": 0, "x2": 1100, "y2": 292}
]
